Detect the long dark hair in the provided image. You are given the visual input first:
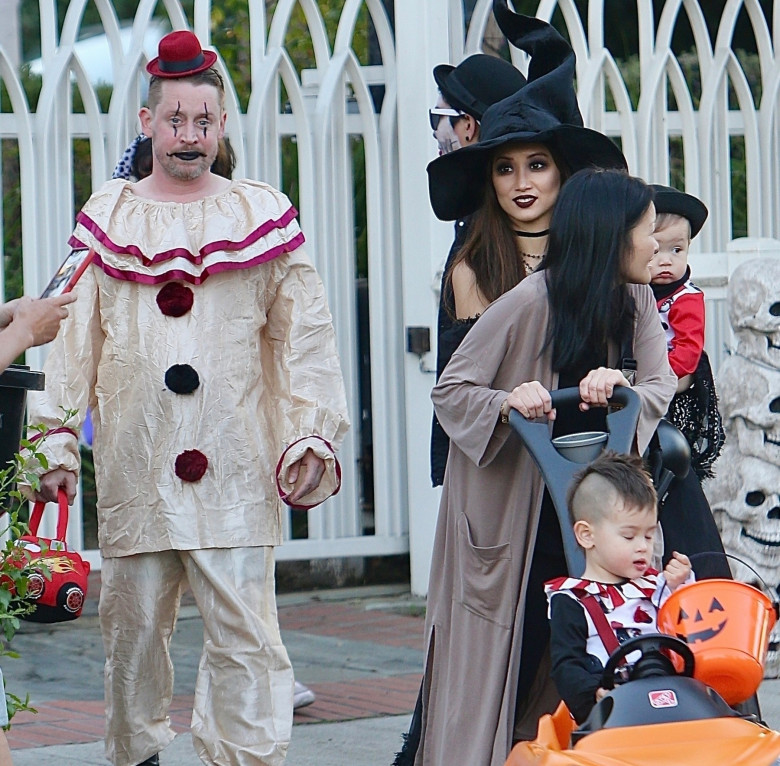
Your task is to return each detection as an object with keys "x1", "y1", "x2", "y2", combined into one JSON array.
[
  {"x1": 445, "y1": 140, "x2": 570, "y2": 314},
  {"x1": 543, "y1": 168, "x2": 654, "y2": 372}
]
